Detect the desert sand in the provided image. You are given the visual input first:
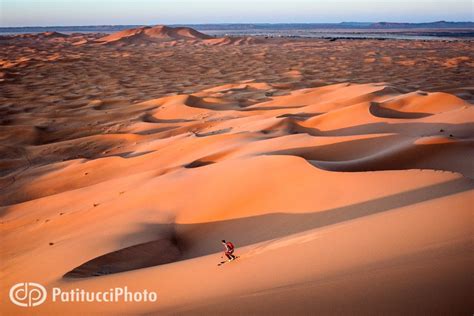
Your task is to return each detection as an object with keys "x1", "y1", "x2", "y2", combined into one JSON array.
[{"x1": 1, "y1": 25, "x2": 473, "y2": 315}]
